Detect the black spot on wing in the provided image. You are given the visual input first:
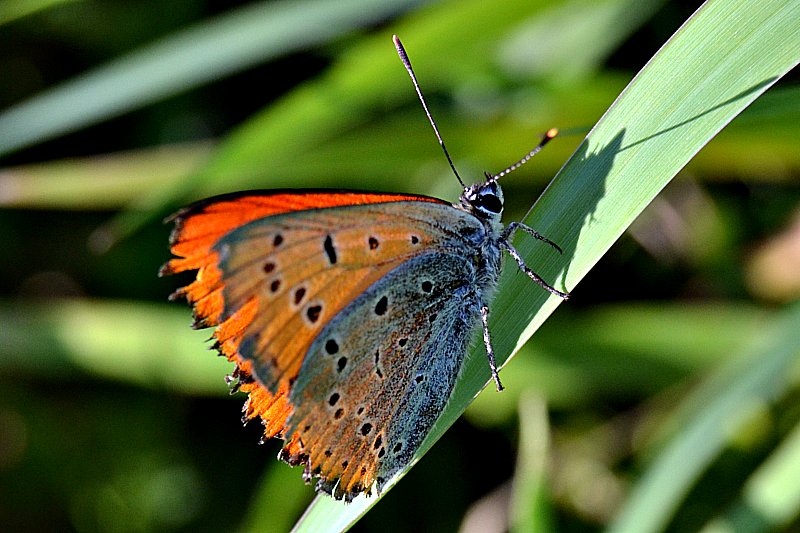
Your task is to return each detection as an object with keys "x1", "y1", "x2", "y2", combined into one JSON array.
[
  {"x1": 325, "y1": 338, "x2": 339, "y2": 354},
  {"x1": 306, "y1": 304, "x2": 322, "y2": 323},
  {"x1": 374, "y1": 349, "x2": 383, "y2": 378},
  {"x1": 374, "y1": 296, "x2": 388, "y2": 316},
  {"x1": 294, "y1": 286, "x2": 306, "y2": 305},
  {"x1": 323, "y1": 234, "x2": 337, "y2": 265}
]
